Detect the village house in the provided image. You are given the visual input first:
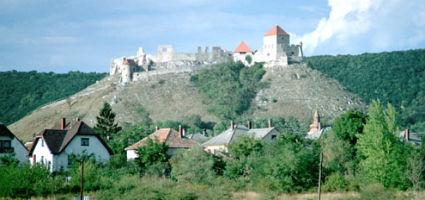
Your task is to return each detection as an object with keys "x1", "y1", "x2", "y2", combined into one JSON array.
[
  {"x1": 0, "y1": 124, "x2": 28, "y2": 163},
  {"x1": 28, "y1": 118, "x2": 112, "y2": 172},
  {"x1": 399, "y1": 129, "x2": 422, "y2": 145},
  {"x1": 125, "y1": 126, "x2": 198, "y2": 160},
  {"x1": 202, "y1": 121, "x2": 279, "y2": 155}
]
